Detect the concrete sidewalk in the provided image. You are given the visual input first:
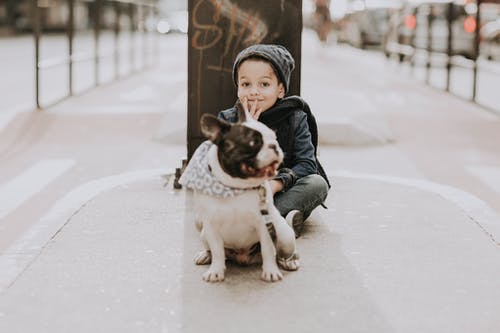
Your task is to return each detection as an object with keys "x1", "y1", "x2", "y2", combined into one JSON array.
[
  {"x1": 1, "y1": 30, "x2": 500, "y2": 332},
  {"x1": 0, "y1": 174, "x2": 499, "y2": 333}
]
